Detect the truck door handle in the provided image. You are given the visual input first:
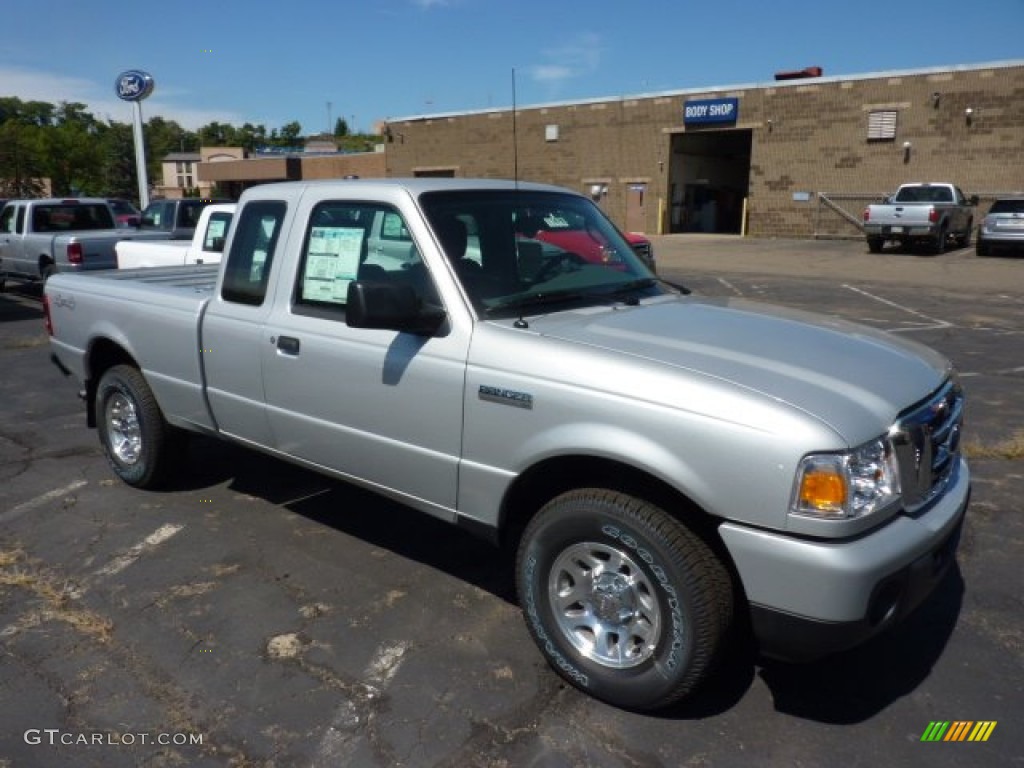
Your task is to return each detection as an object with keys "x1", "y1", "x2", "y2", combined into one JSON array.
[{"x1": 276, "y1": 335, "x2": 300, "y2": 356}]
